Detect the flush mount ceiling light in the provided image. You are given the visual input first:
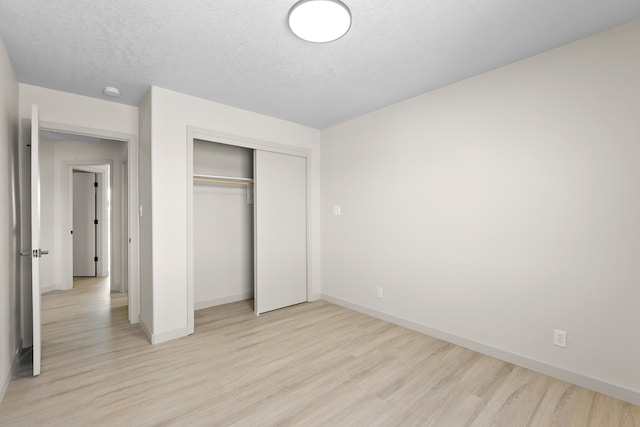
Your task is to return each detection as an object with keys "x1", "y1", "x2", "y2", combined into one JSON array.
[
  {"x1": 288, "y1": 0, "x2": 351, "y2": 43},
  {"x1": 103, "y1": 86, "x2": 120, "y2": 97}
]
